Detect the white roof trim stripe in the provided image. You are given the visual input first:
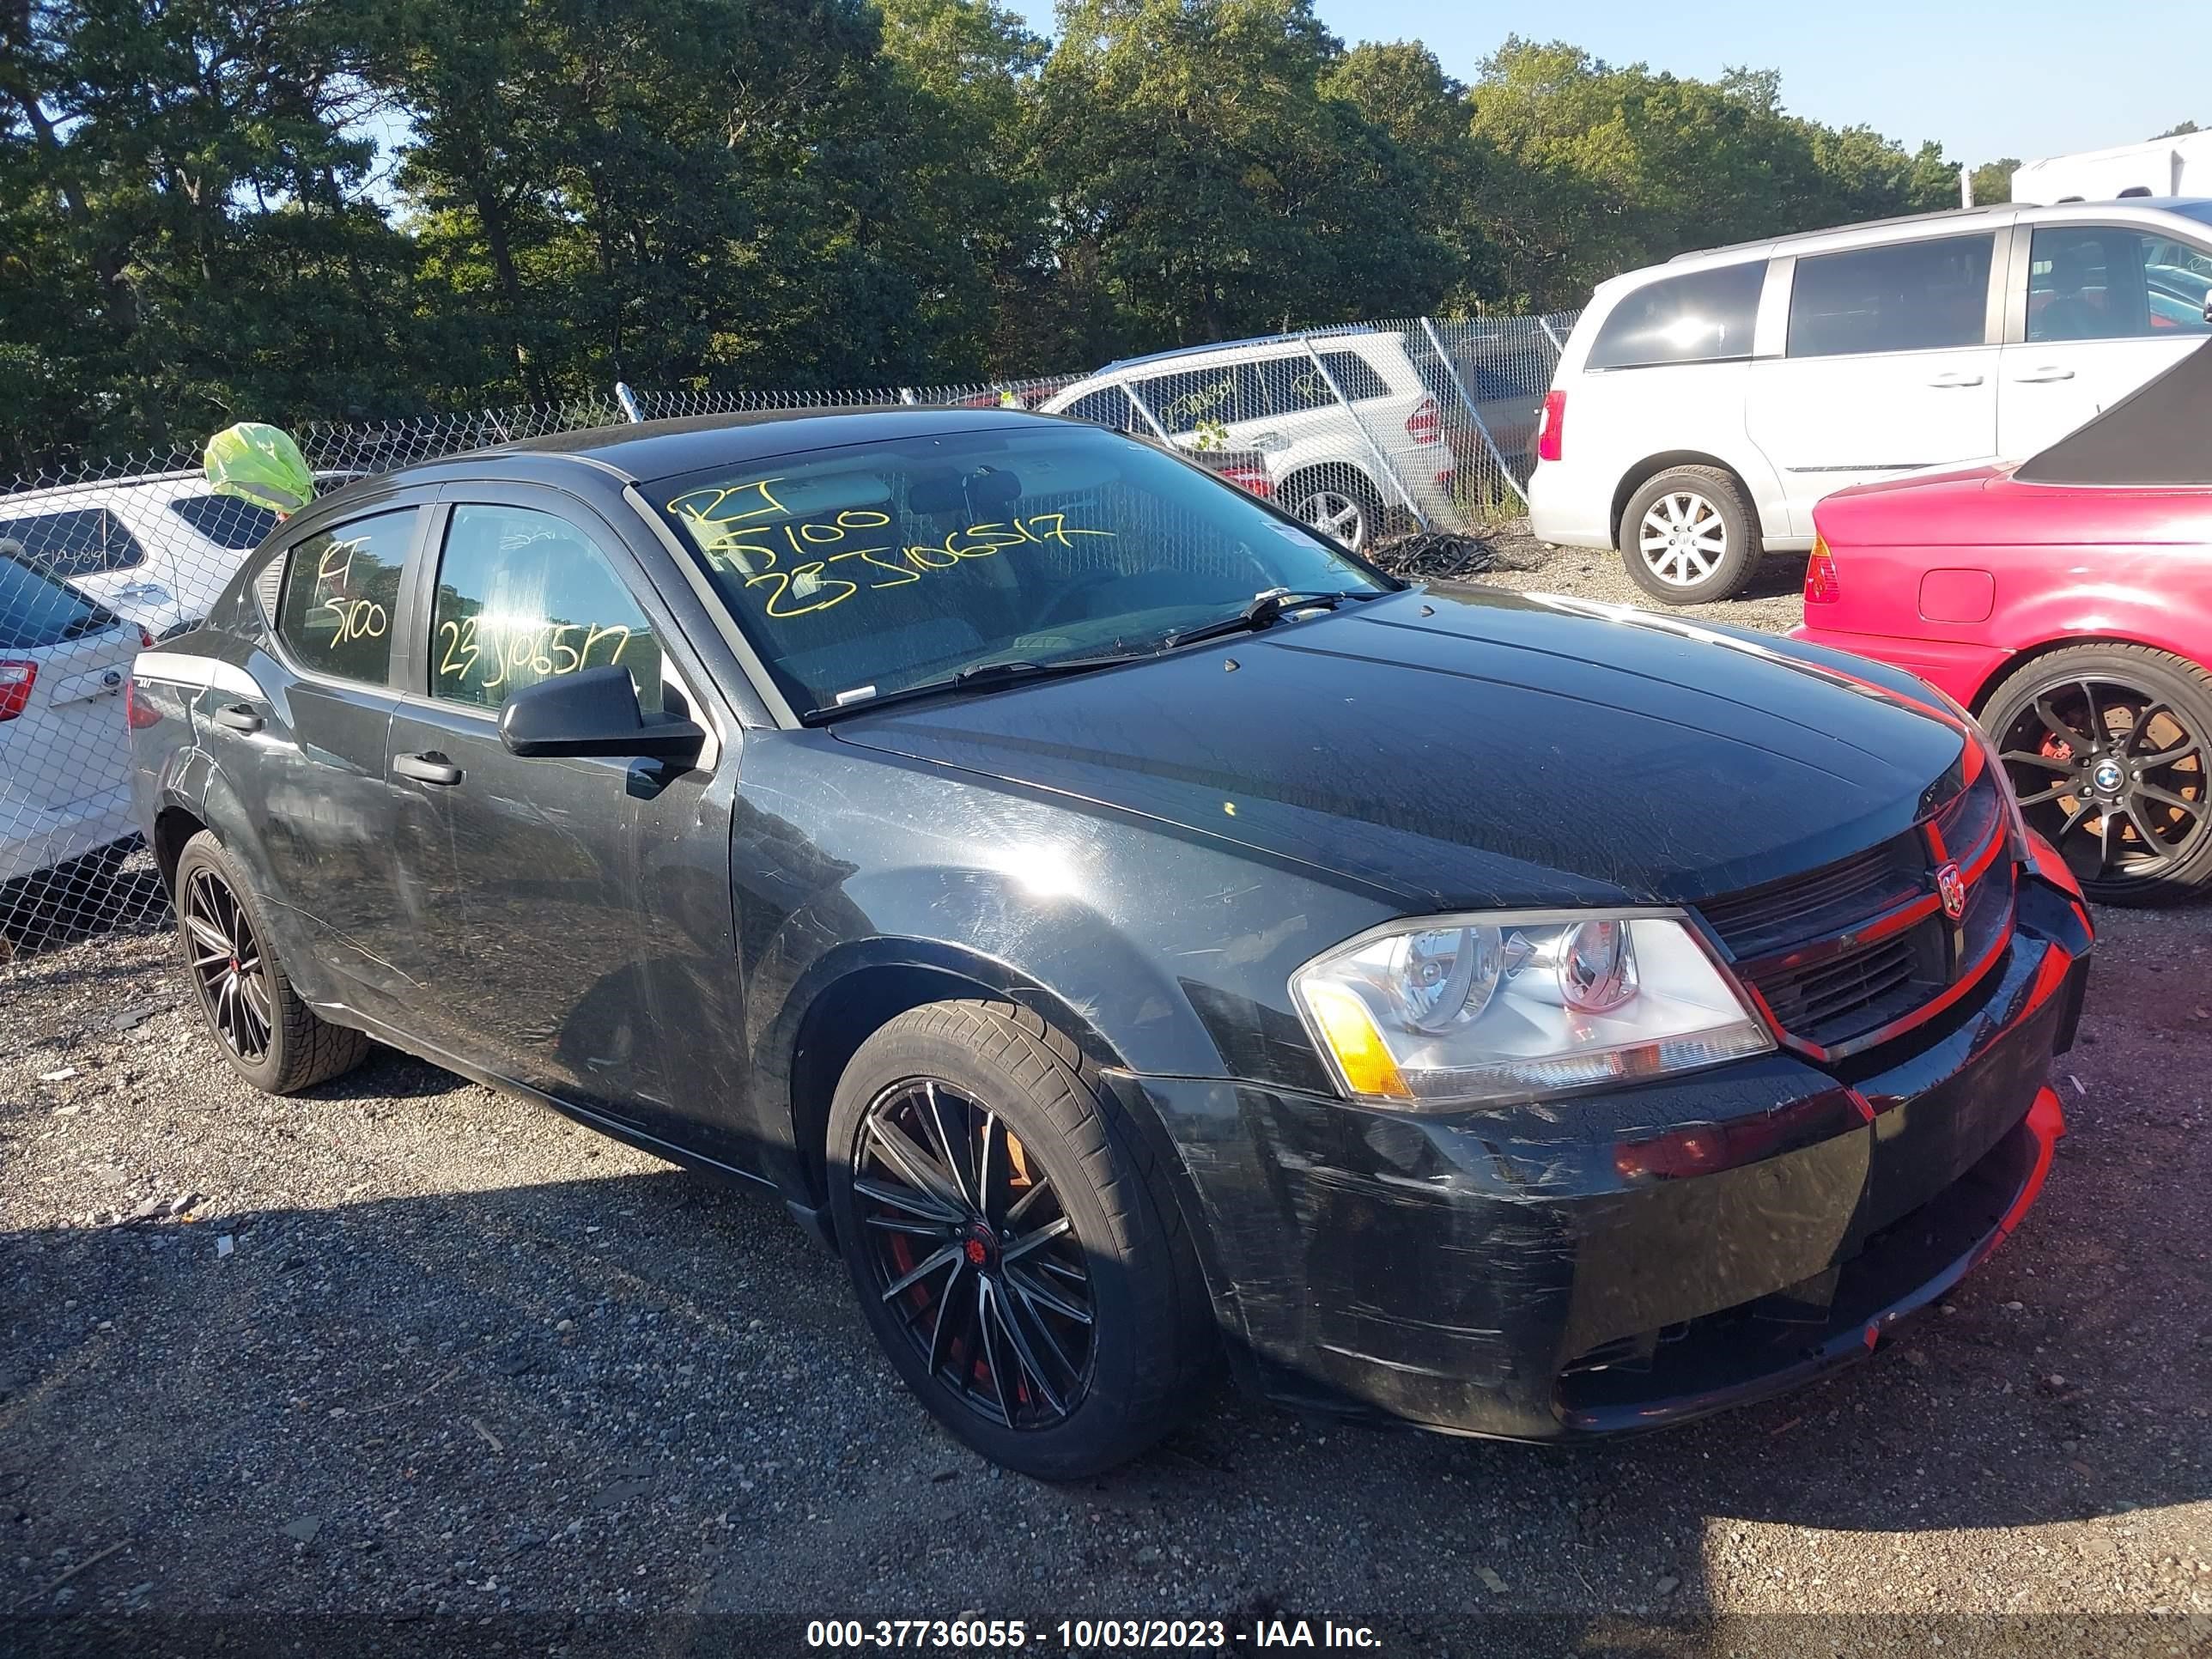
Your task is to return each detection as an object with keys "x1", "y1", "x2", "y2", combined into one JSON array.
[{"x1": 132, "y1": 650, "x2": 264, "y2": 702}]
